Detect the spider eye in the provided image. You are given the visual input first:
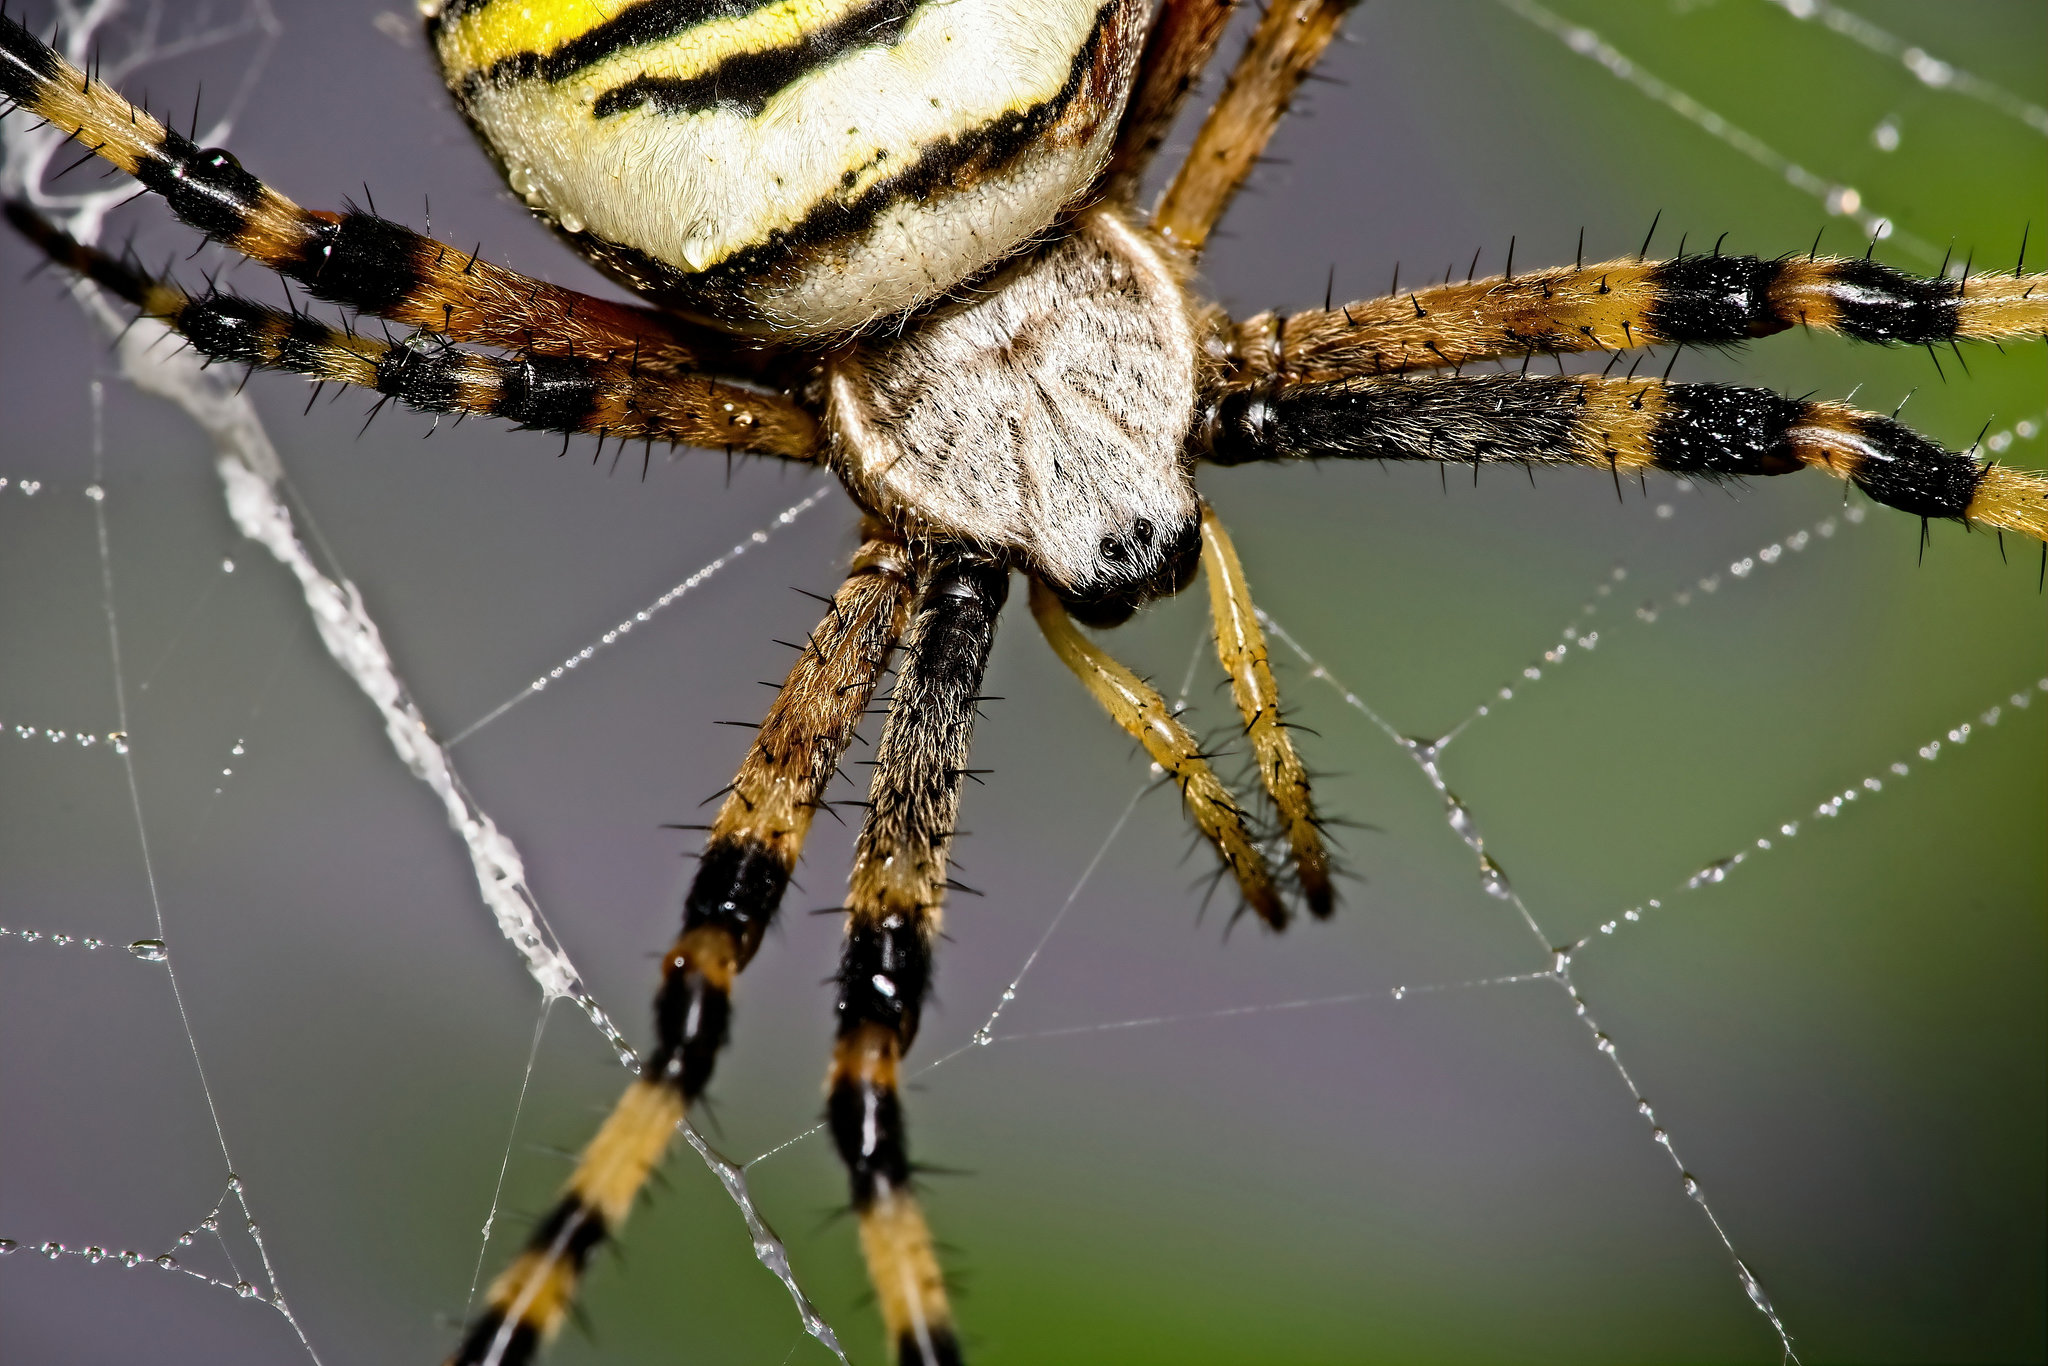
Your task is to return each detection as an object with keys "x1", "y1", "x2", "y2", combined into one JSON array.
[
  {"x1": 1133, "y1": 518, "x2": 1154, "y2": 544},
  {"x1": 1099, "y1": 535, "x2": 1127, "y2": 561}
]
